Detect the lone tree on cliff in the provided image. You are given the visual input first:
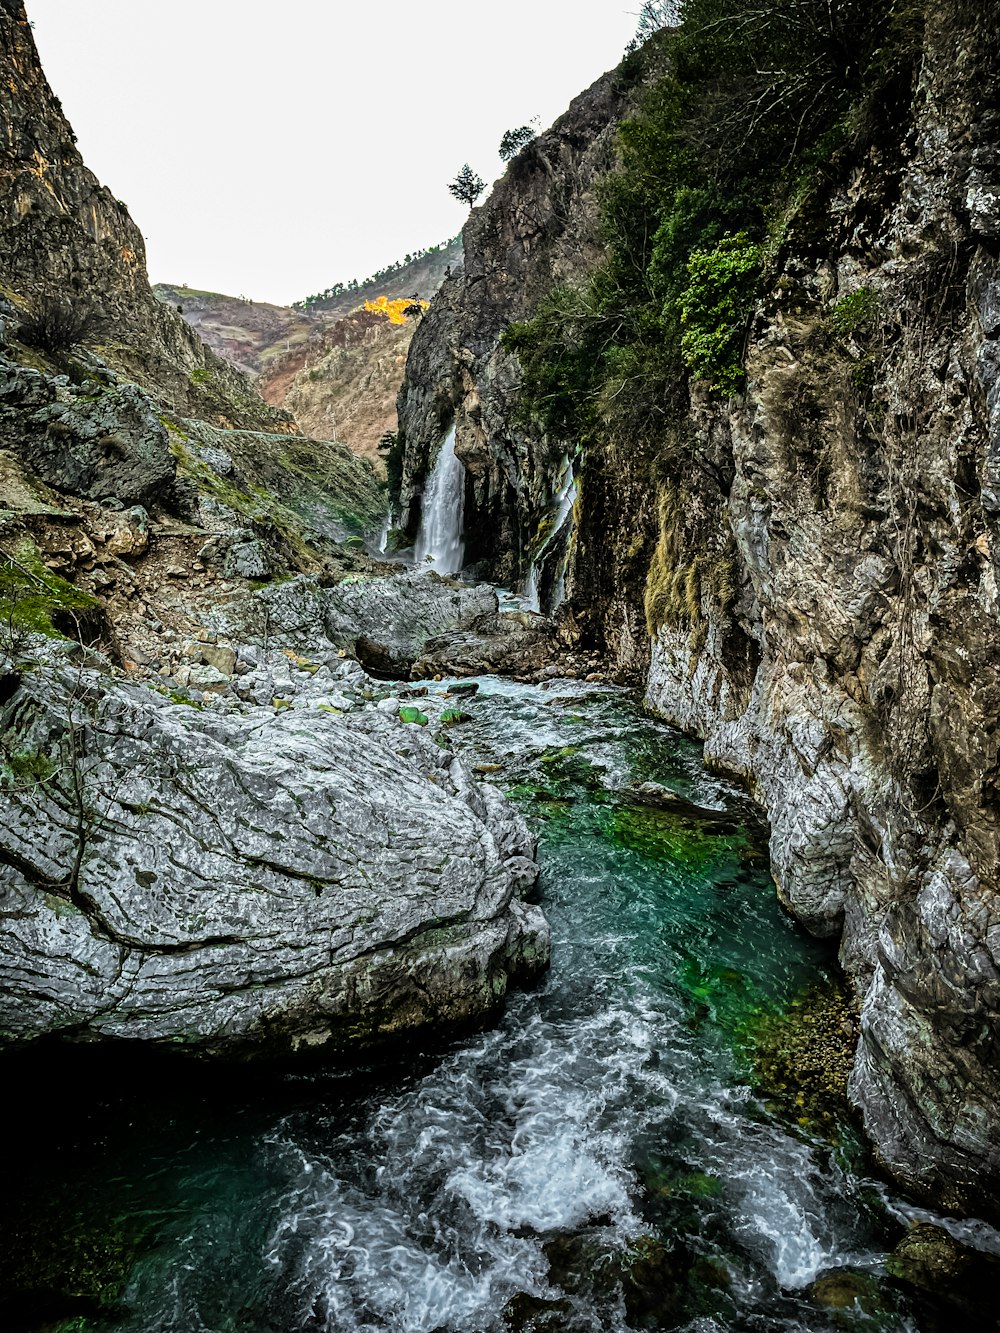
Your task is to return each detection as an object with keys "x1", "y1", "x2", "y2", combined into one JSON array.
[
  {"x1": 499, "y1": 125, "x2": 537, "y2": 161},
  {"x1": 448, "y1": 164, "x2": 485, "y2": 208}
]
